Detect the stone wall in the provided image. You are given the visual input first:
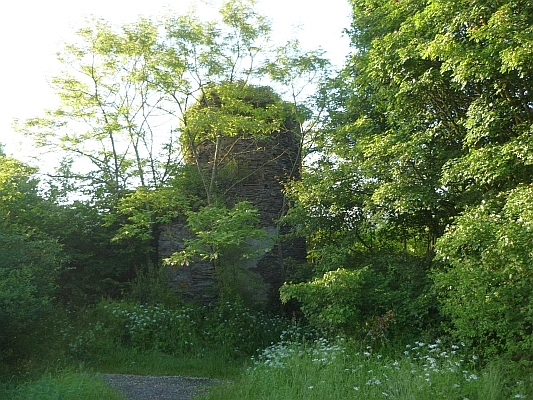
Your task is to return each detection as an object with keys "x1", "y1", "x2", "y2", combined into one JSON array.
[{"x1": 158, "y1": 130, "x2": 306, "y2": 306}]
